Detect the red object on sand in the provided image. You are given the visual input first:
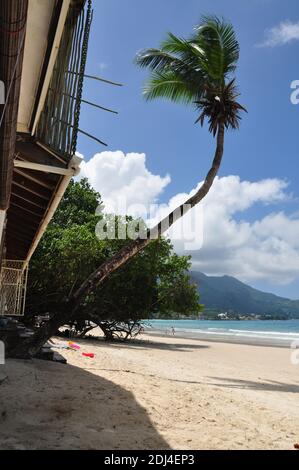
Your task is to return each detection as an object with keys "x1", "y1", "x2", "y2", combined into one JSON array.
[
  {"x1": 82, "y1": 352, "x2": 94, "y2": 358},
  {"x1": 294, "y1": 443, "x2": 299, "y2": 449}
]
